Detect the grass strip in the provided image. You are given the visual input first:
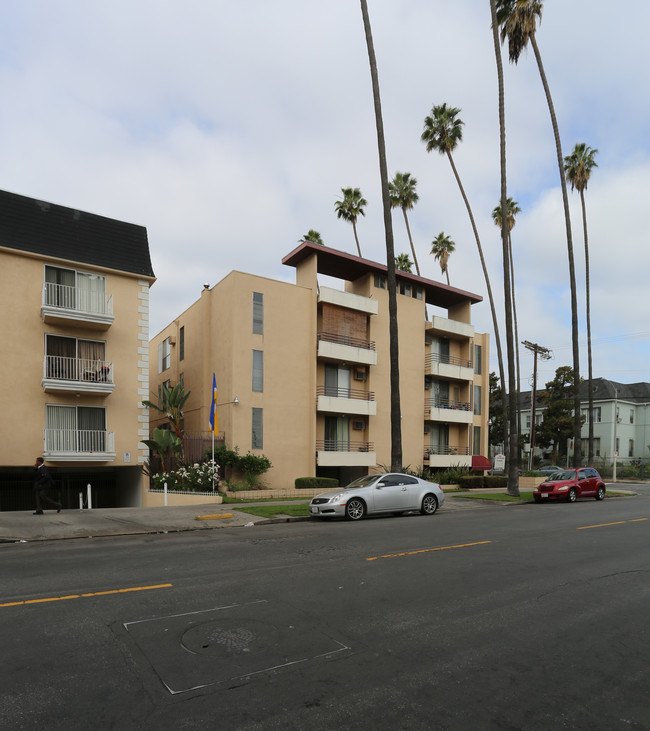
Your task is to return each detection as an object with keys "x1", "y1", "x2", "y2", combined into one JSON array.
[{"x1": 236, "y1": 504, "x2": 311, "y2": 519}]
